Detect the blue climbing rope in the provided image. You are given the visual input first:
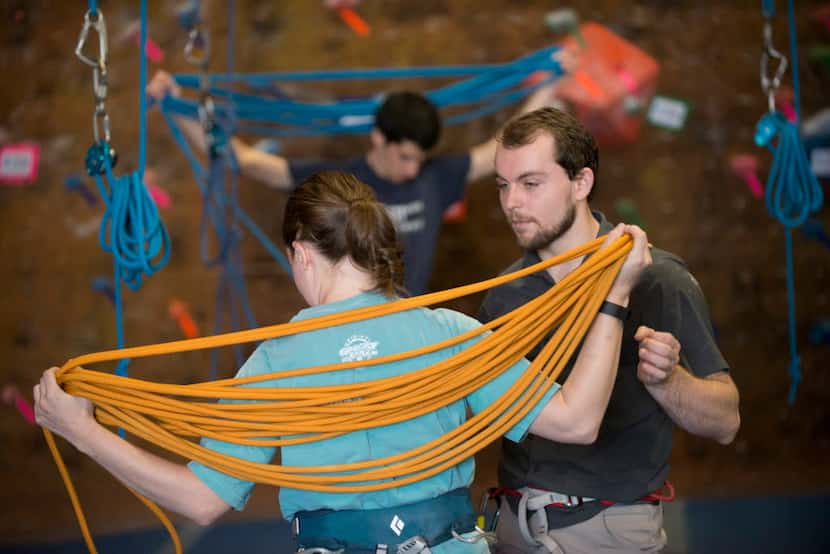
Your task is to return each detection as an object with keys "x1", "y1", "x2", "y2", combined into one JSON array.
[
  {"x1": 159, "y1": 36, "x2": 563, "y2": 378},
  {"x1": 161, "y1": 46, "x2": 564, "y2": 137},
  {"x1": 168, "y1": 0, "x2": 272, "y2": 379},
  {"x1": 83, "y1": 0, "x2": 171, "y2": 377},
  {"x1": 159, "y1": 46, "x2": 562, "y2": 273},
  {"x1": 755, "y1": 0, "x2": 824, "y2": 404}
]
